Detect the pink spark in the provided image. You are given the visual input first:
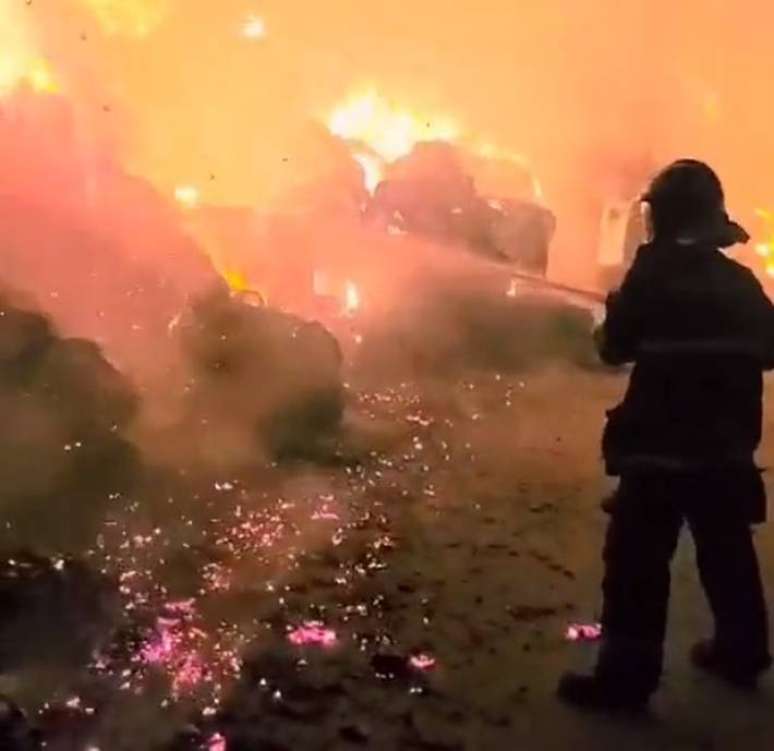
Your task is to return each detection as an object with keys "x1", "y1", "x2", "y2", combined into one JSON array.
[
  {"x1": 311, "y1": 509, "x2": 340, "y2": 521},
  {"x1": 140, "y1": 626, "x2": 178, "y2": 664},
  {"x1": 208, "y1": 733, "x2": 227, "y2": 751},
  {"x1": 164, "y1": 599, "x2": 197, "y2": 616},
  {"x1": 565, "y1": 623, "x2": 603, "y2": 642},
  {"x1": 409, "y1": 653, "x2": 437, "y2": 671},
  {"x1": 171, "y1": 653, "x2": 205, "y2": 696},
  {"x1": 287, "y1": 622, "x2": 338, "y2": 647}
]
